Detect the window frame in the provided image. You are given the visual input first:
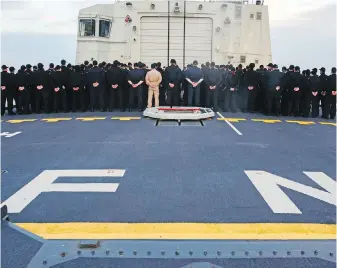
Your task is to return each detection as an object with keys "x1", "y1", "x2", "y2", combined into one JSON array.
[
  {"x1": 99, "y1": 19, "x2": 112, "y2": 38},
  {"x1": 79, "y1": 19, "x2": 96, "y2": 37},
  {"x1": 256, "y1": 12, "x2": 262, "y2": 20},
  {"x1": 240, "y1": 55, "x2": 246, "y2": 64},
  {"x1": 250, "y1": 13, "x2": 254, "y2": 20}
]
